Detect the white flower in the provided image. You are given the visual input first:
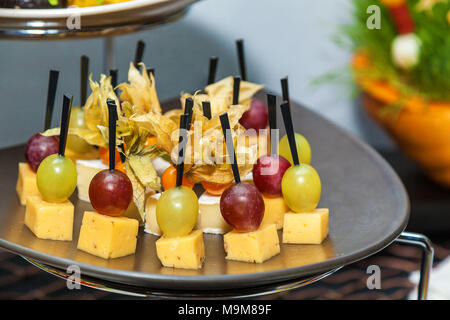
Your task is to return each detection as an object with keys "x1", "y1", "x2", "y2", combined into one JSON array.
[{"x1": 391, "y1": 33, "x2": 421, "y2": 70}]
